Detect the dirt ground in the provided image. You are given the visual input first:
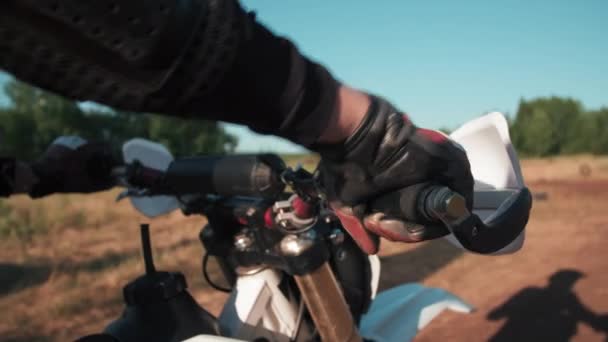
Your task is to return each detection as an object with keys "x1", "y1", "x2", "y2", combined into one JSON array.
[
  {"x1": 396, "y1": 156, "x2": 608, "y2": 342},
  {"x1": 1, "y1": 156, "x2": 608, "y2": 341}
]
